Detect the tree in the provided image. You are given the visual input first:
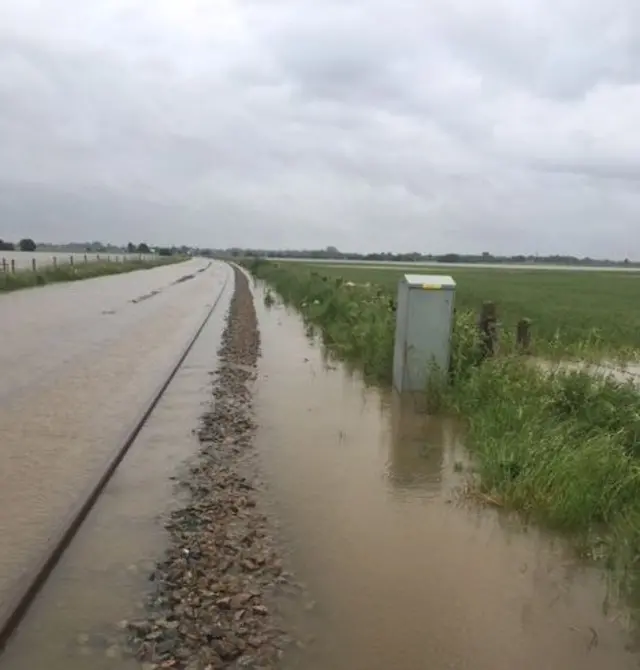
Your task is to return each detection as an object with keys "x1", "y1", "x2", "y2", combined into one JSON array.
[
  {"x1": 137, "y1": 242, "x2": 151, "y2": 254},
  {"x1": 436, "y1": 253, "x2": 461, "y2": 263},
  {"x1": 19, "y1": 238, "x2": 36, "y2": 252},
  {"x1": 0, "y1": 239, "x2": 15, "y2": 251},
  {"x1": 127, "y1": 242, "x2": 136, "y2": 253}
]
